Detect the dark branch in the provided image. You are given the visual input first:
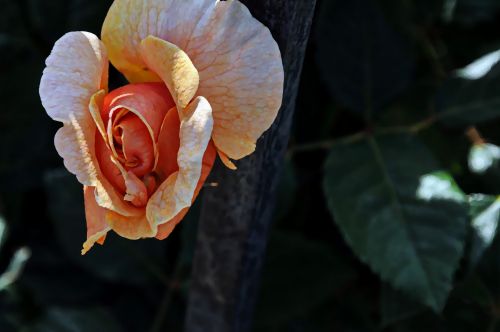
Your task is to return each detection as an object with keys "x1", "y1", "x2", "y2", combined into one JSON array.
[{"x1": 184, "y1": 1, "x2": 317, "y2": 331}]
